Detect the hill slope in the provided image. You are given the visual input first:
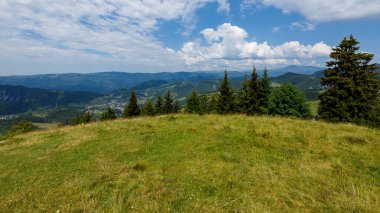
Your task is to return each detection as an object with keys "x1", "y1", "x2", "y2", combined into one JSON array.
[
  {"x1": 1, "y1": 115, "x2": 379, "y2": 212},
  {"x1": 268, "y1": 65, "x2": 323, "y2": 77},
  {"x1": 0, "y1": 85, "x2": 101, "y2": 115},
  {"x1": 271, "y1": 72, "x2": 322, "y2": 100}
]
